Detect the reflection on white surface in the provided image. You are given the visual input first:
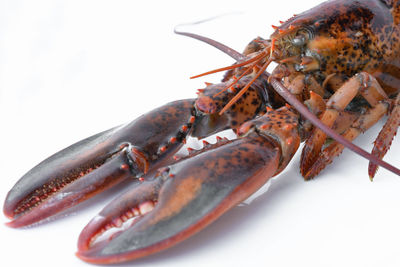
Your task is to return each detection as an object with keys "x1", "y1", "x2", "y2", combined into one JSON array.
[{"x1": 1, "y1": 1, "x2": 399, "y2": 267}]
